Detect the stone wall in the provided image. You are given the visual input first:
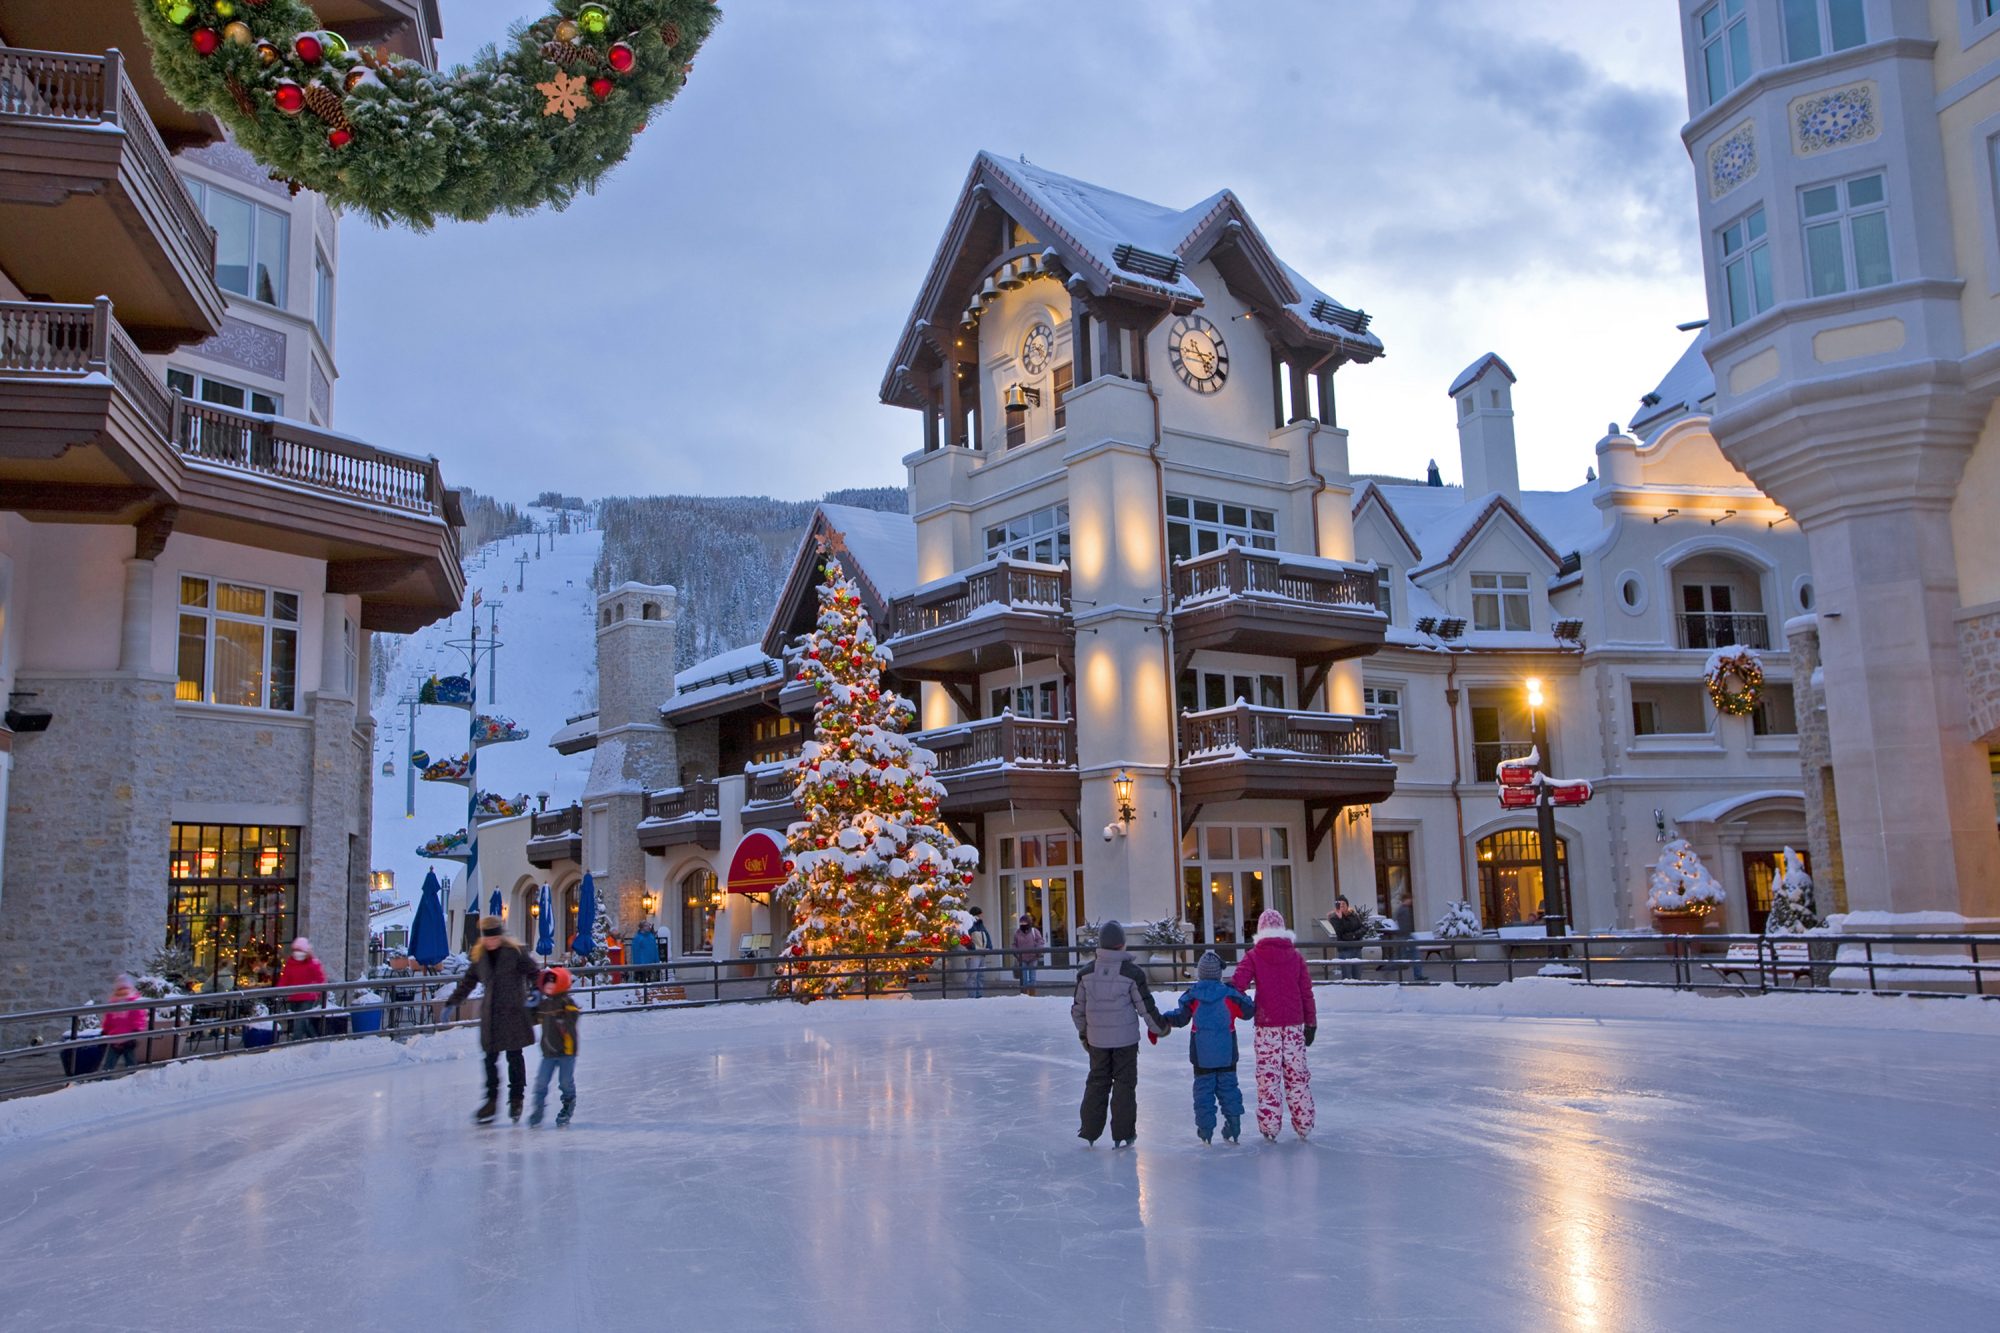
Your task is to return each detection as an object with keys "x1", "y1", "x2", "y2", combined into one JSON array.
[
  {"x1": 1955, "y1": 601, "x2": 2000, "y2": 744},
  {"x1": 1787, "y1": 619, "x2": 1847, "y2": 913}
]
